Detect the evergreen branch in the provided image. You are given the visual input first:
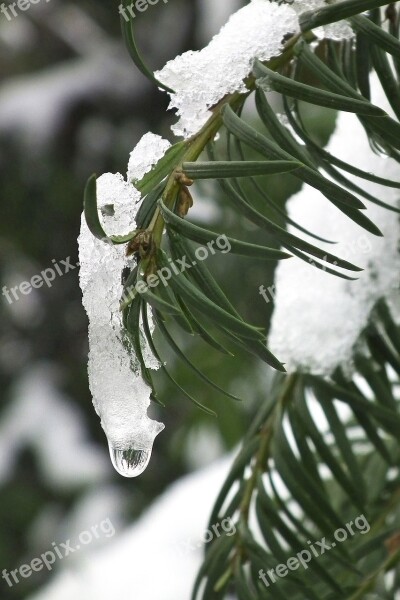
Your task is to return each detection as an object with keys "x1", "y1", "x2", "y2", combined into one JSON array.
[
  {"x1": 193, "y1": 298, "x2": 400, "y2": 599},
  {"x1": 300, "y1": 0, "x2": 391, "y2": 32}
]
